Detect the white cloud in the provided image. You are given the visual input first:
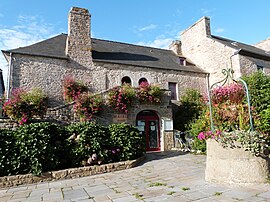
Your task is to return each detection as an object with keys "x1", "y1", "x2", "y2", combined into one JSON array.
[
  {"x1": 138, "y1": 24, "x2": 158, "y2": 32},
  {"x1": 0, "y1": 15, "x2": 57, "y2": 88},
  {"x1": 214, "y1": 28, "x2": 225, "y2": 33},
  {"x1": 201, "y1": 8, "x2": 216, "y2": 16},
  {"x1": 137, "y1": 34, "x2": 176, "y2": 49}
]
